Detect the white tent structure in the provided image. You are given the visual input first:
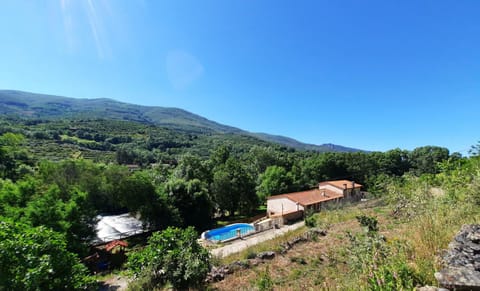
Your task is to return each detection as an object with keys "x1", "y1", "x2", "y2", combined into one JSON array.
[{"x1": 94, "y1": 213, "x2": 146, "y2": 244}]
